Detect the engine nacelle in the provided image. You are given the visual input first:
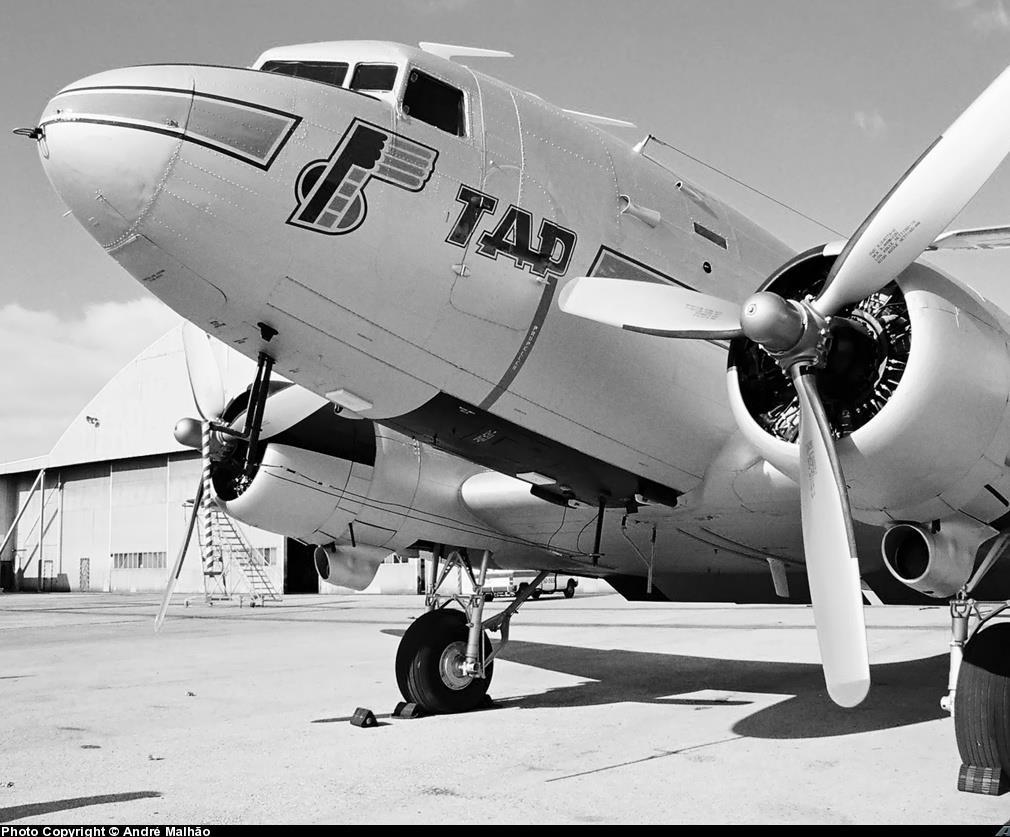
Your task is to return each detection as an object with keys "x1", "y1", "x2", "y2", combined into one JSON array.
[
  {"x1": 313, "y1": 542, "x2": 390, "y2": 590},
  {"x1": 729, "y1": 248, "x2": 1010, "y2": 527},
  {"x1": 209, "y1": 404, "x2": 500, "y2": 554},
  {"x1": 881, "y1": 516, "x2": 992, "y2": 598},
  {"x1": 218, "y1": 443, "x2": 374, "y2": 543}
]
